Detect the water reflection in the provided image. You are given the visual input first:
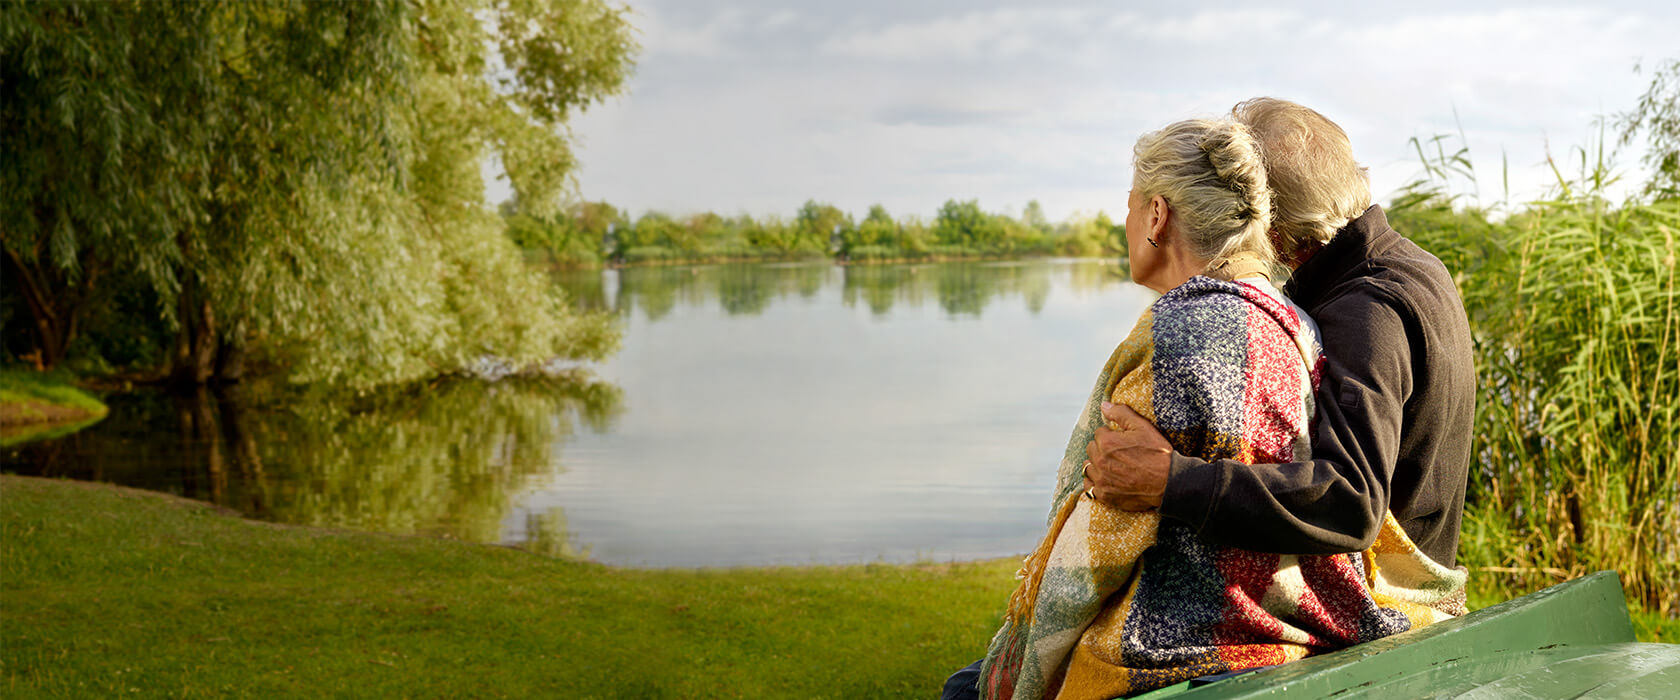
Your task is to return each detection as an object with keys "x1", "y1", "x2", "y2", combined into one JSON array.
[
  {"x1": 554, "y1": 259, "x2": 1127, "y2": 320},
  {"x1": 8, "y1": 259, "x2": 1151, "y2": 567},
  {"x1": 535, "y1": 259, "x2": 1152, "y2": 567},
  {"x1": 3, "y1": 374, "x2": 623, "y2": 550}
]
